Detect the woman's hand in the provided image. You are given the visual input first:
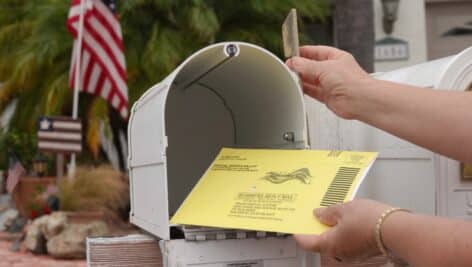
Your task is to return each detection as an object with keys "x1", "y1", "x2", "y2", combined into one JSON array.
[
  {"x1": 286, "y1": 46, "x2": 373, "y2": 120},
  {"x1": 295, "y1": 199, "x2": 392, "y2": 262}
]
